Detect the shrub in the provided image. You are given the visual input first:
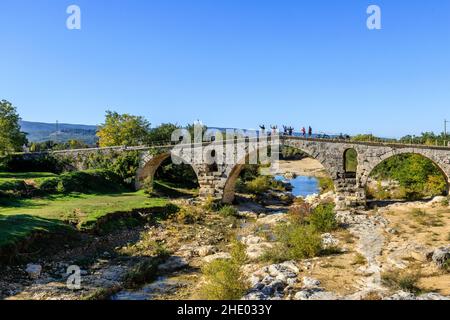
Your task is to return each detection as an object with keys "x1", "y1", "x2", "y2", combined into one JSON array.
[
  {"x1": 200, "y1": 241, "x2": 249, "y2": 300},
  {"x1": 245, "y1": 176, "x2": 272, "y2": 194},
  {"x1": 351, "y1": 253, "x2": 367, "y2": 266},
  {"x1": 381, "y1": 269, "x2": 422, "y2": 293},
  {"x1": 318, "y1": 176, "x2": 334, "y2": 194},
  {"x1": 273, "y1": 224, "x2": 322, "y2": 261},
  {"x1": 219, "y1": 205, "x2": 238, "y2": 217},
  {"x1": 308, "y1": 204, "x2": 338, "y2": 232},
  {"x1": 443, "y1": 259, "x2": 449, "y2": 272},
  {"x1": 0, "y1": 154, "x2": 68, "y2": 174},
  {"x1": 203, "y1": 195, "x2": 221, "y2": 212},
  {"x1": 123, "y1": 258, "x2": 160, "y2": 289},
  {"x1": 52, "y1": 170, "x2": 125, "y2": 194},
  {"x1": 174, "y1": 207, "x2": 203, "y2": 224},
  {"x1": 287, "y1": 200, "x2": 311, "y2": 224}
]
